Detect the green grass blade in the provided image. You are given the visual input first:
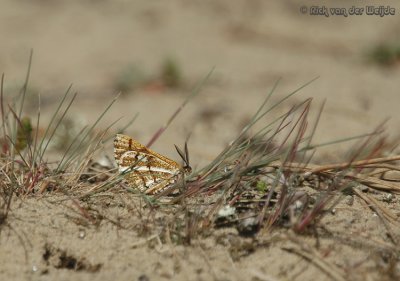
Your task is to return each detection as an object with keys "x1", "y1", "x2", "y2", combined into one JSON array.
[
  {"x1": 38, "y1": 91, "x2": 78, "y2": 164},
  {"x1": 34, "y1": 84, "x2": 73, "y2": 164}
]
